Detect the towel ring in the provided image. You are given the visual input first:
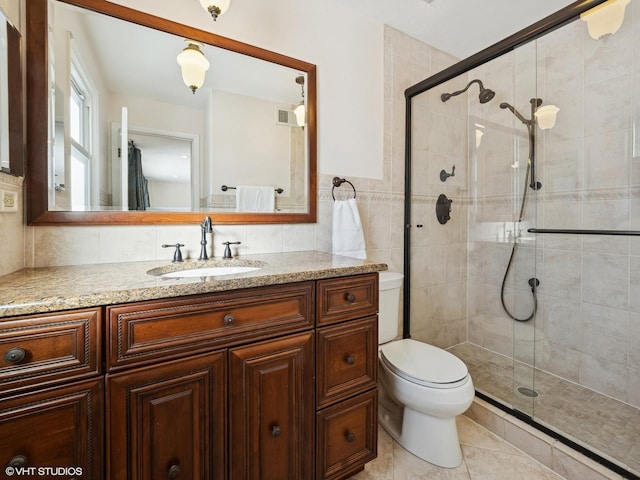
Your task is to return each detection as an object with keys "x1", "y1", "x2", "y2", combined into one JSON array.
[{"x1": 332, "y1": 177, "x2": 357, "y2": 201}]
